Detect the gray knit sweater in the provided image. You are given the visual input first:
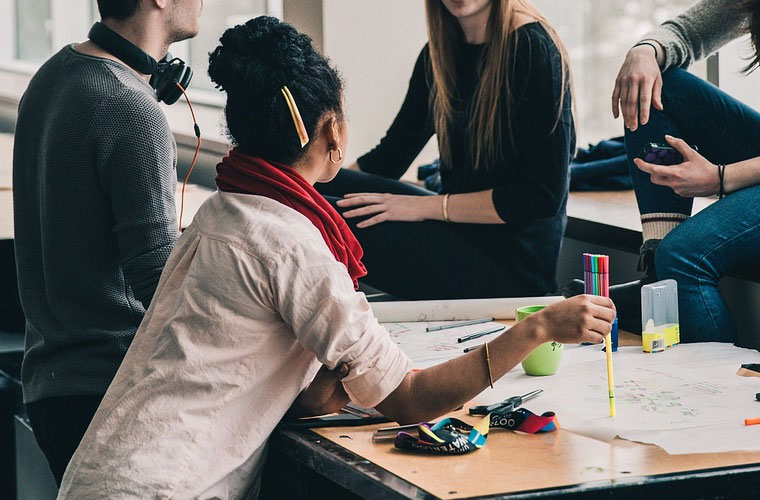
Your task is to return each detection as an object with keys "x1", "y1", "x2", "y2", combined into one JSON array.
[
  {"x1": 13, "y1": 45, "x2": 179, "y2": 403},
  {"x1": 643, "y1": 0, "x2": 749, "y2": 70}
]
